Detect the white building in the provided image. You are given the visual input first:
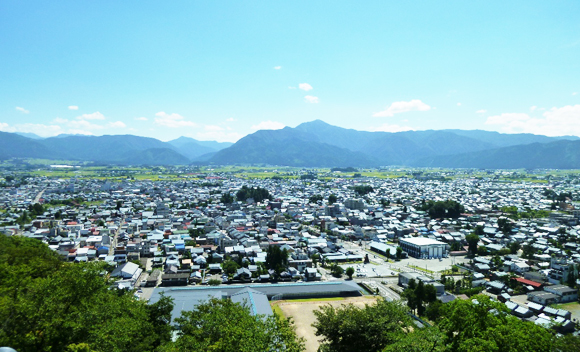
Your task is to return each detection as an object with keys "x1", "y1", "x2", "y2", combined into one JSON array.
[{"x1": 399, "y1": 237, "x2": 446, "y2": 259}]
